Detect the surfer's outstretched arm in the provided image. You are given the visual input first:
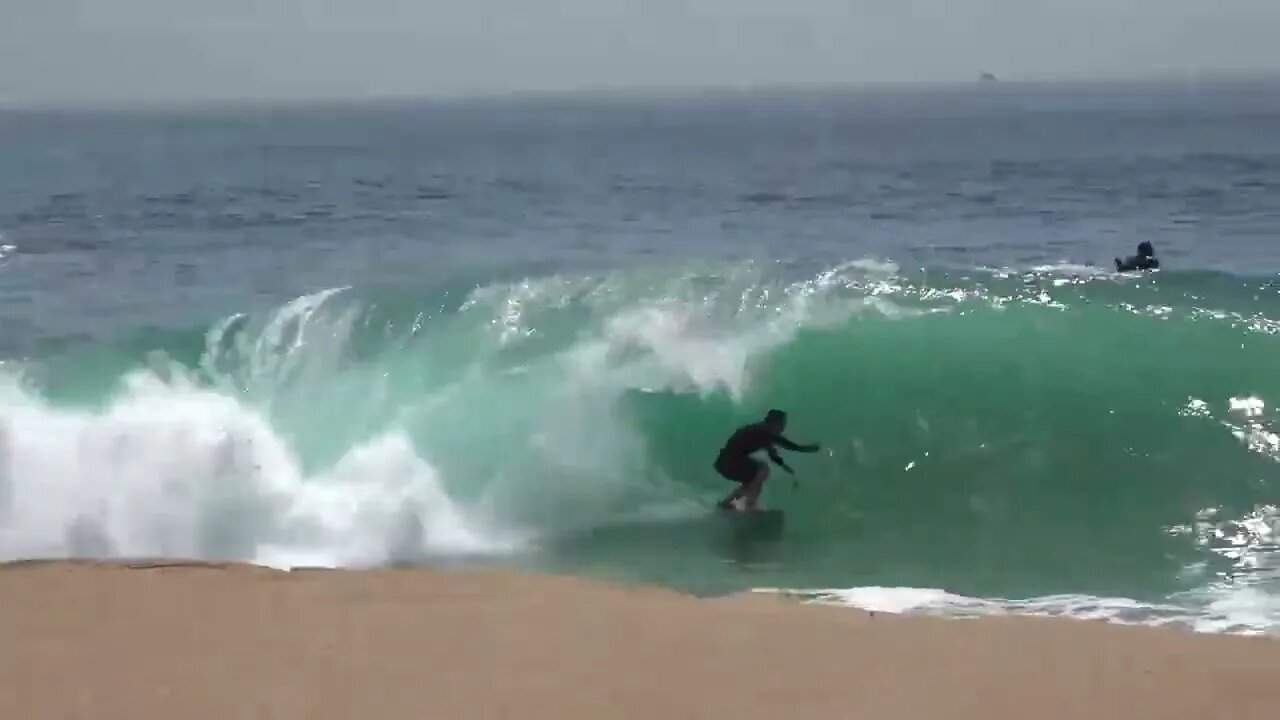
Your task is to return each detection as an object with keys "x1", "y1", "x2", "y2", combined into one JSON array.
[{"x1": 774, "y1": 435, "x2": 820, "y2": 453}]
